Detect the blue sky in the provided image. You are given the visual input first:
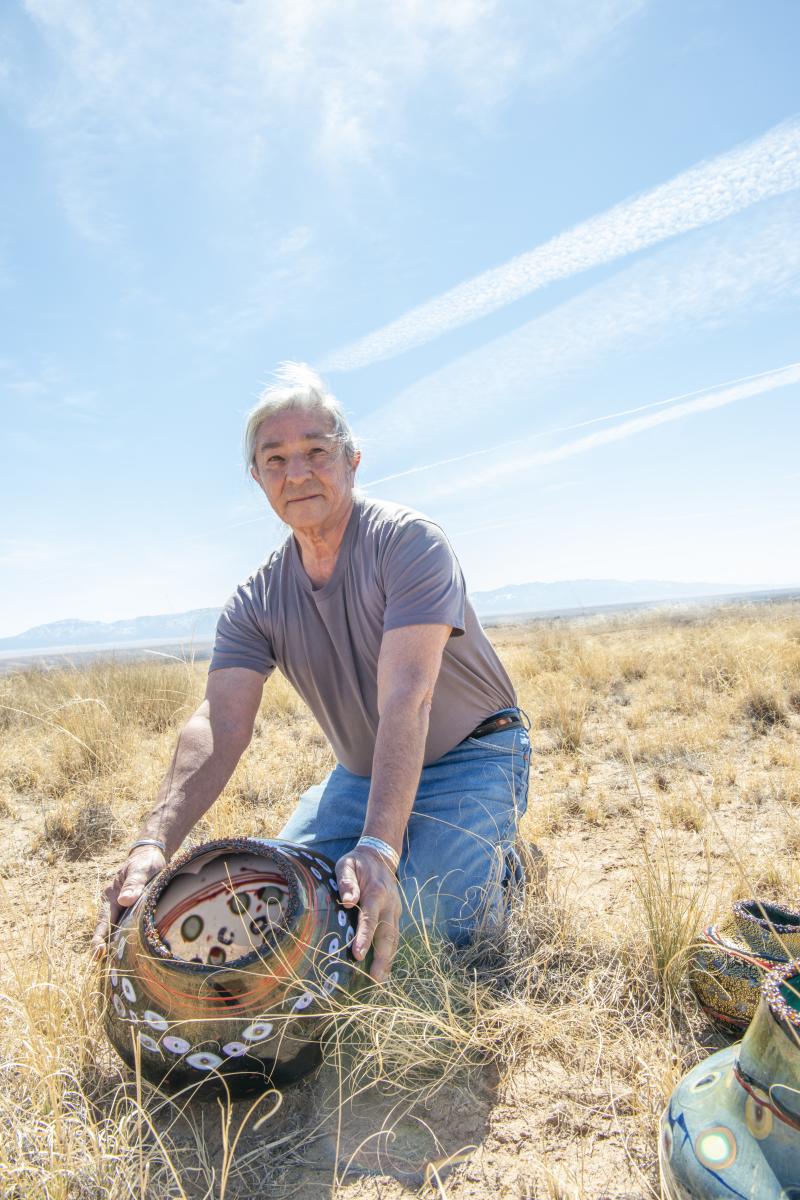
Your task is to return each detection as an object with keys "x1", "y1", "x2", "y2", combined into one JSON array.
[{"x1": 1, "y1": 0, "x2": 798, "y2": 637}]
